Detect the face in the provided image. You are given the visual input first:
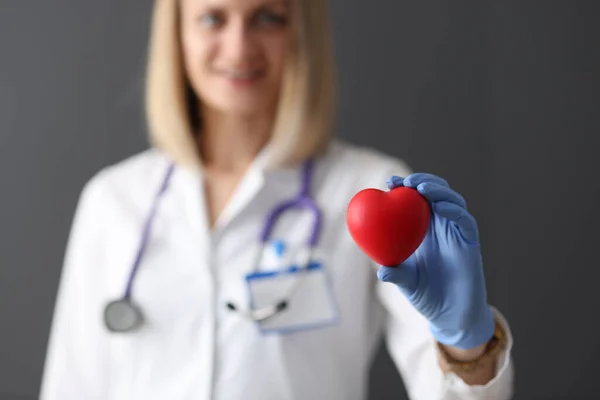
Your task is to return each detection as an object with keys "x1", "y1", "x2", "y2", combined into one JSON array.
[{"x1": 179, "y1": 0, "x2": 291, "y2": 117}]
